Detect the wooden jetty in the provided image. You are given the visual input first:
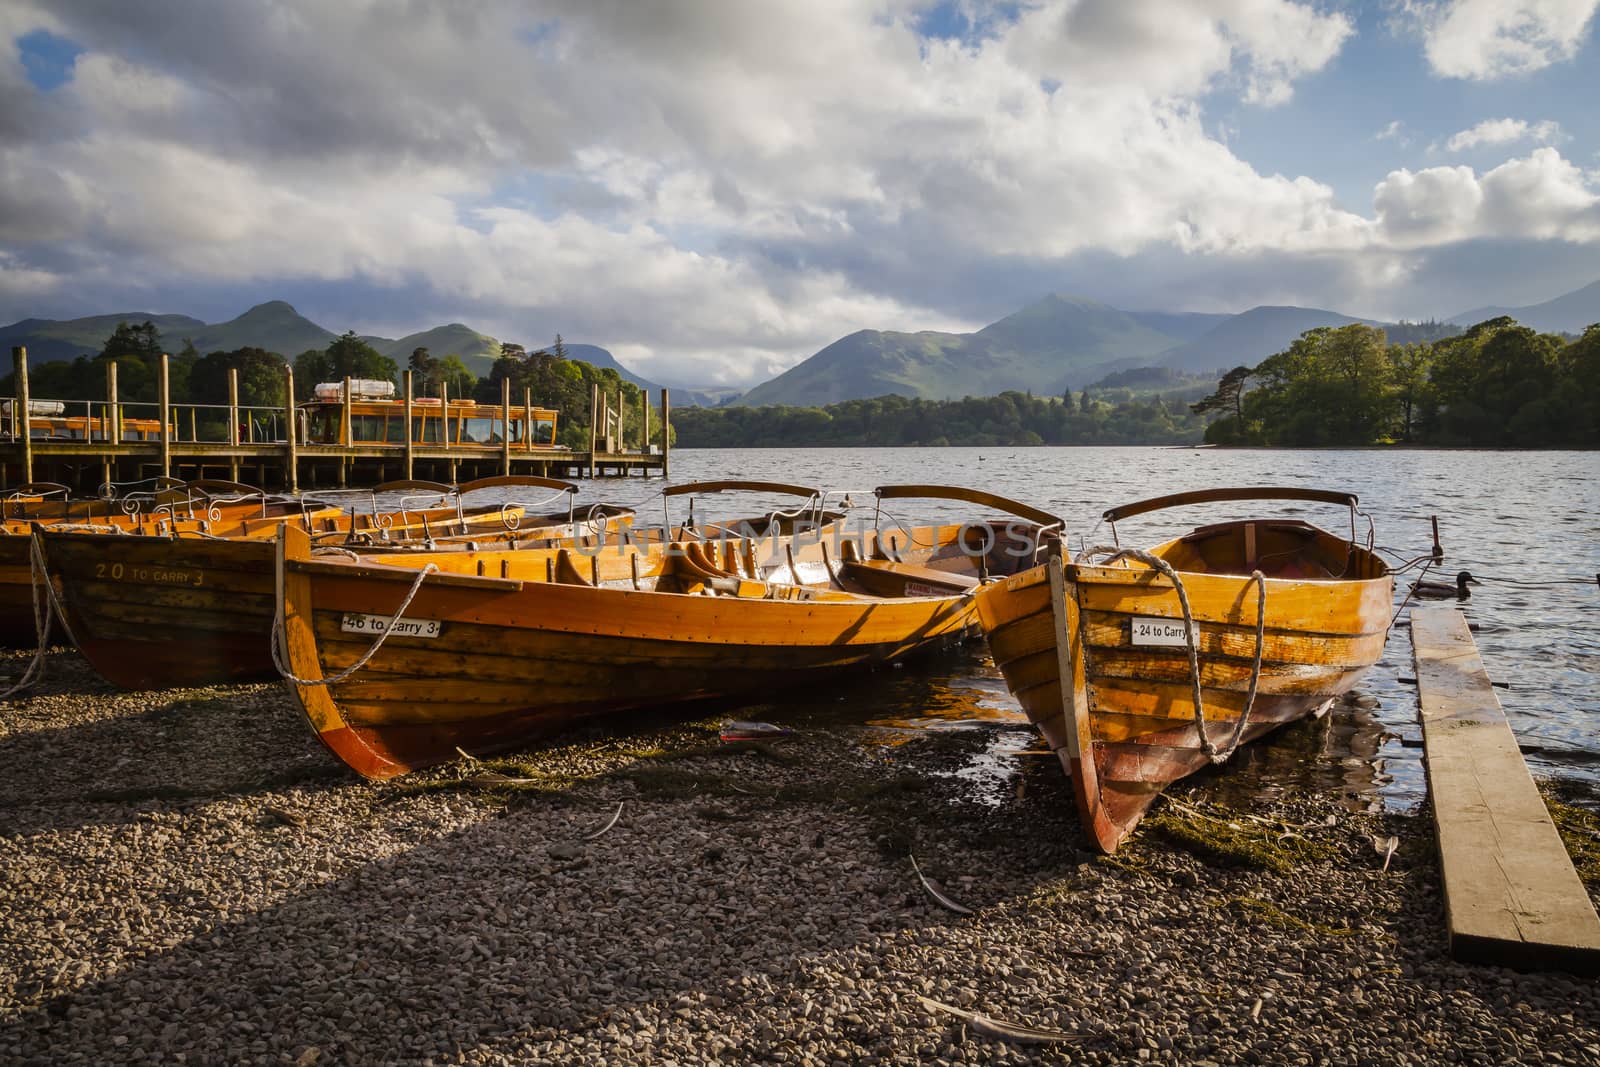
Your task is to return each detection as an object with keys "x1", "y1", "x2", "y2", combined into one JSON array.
[
  {"x1": 2, "y1": 347, "x2": 668, "y2": 492},
  {"x1": 1411, "y1": 605, "x2": 1600, "y2": 974}
]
